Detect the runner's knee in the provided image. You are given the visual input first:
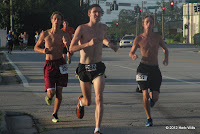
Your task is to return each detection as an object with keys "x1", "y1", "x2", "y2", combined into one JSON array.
[{"x1": 95, "y1": 94, "x2": 103, "y2": 105}]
